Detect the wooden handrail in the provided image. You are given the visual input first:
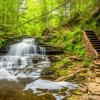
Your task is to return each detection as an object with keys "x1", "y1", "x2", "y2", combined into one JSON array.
[{"x1": 83, "y1": 31, "x2": 100, "y2": 58}]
